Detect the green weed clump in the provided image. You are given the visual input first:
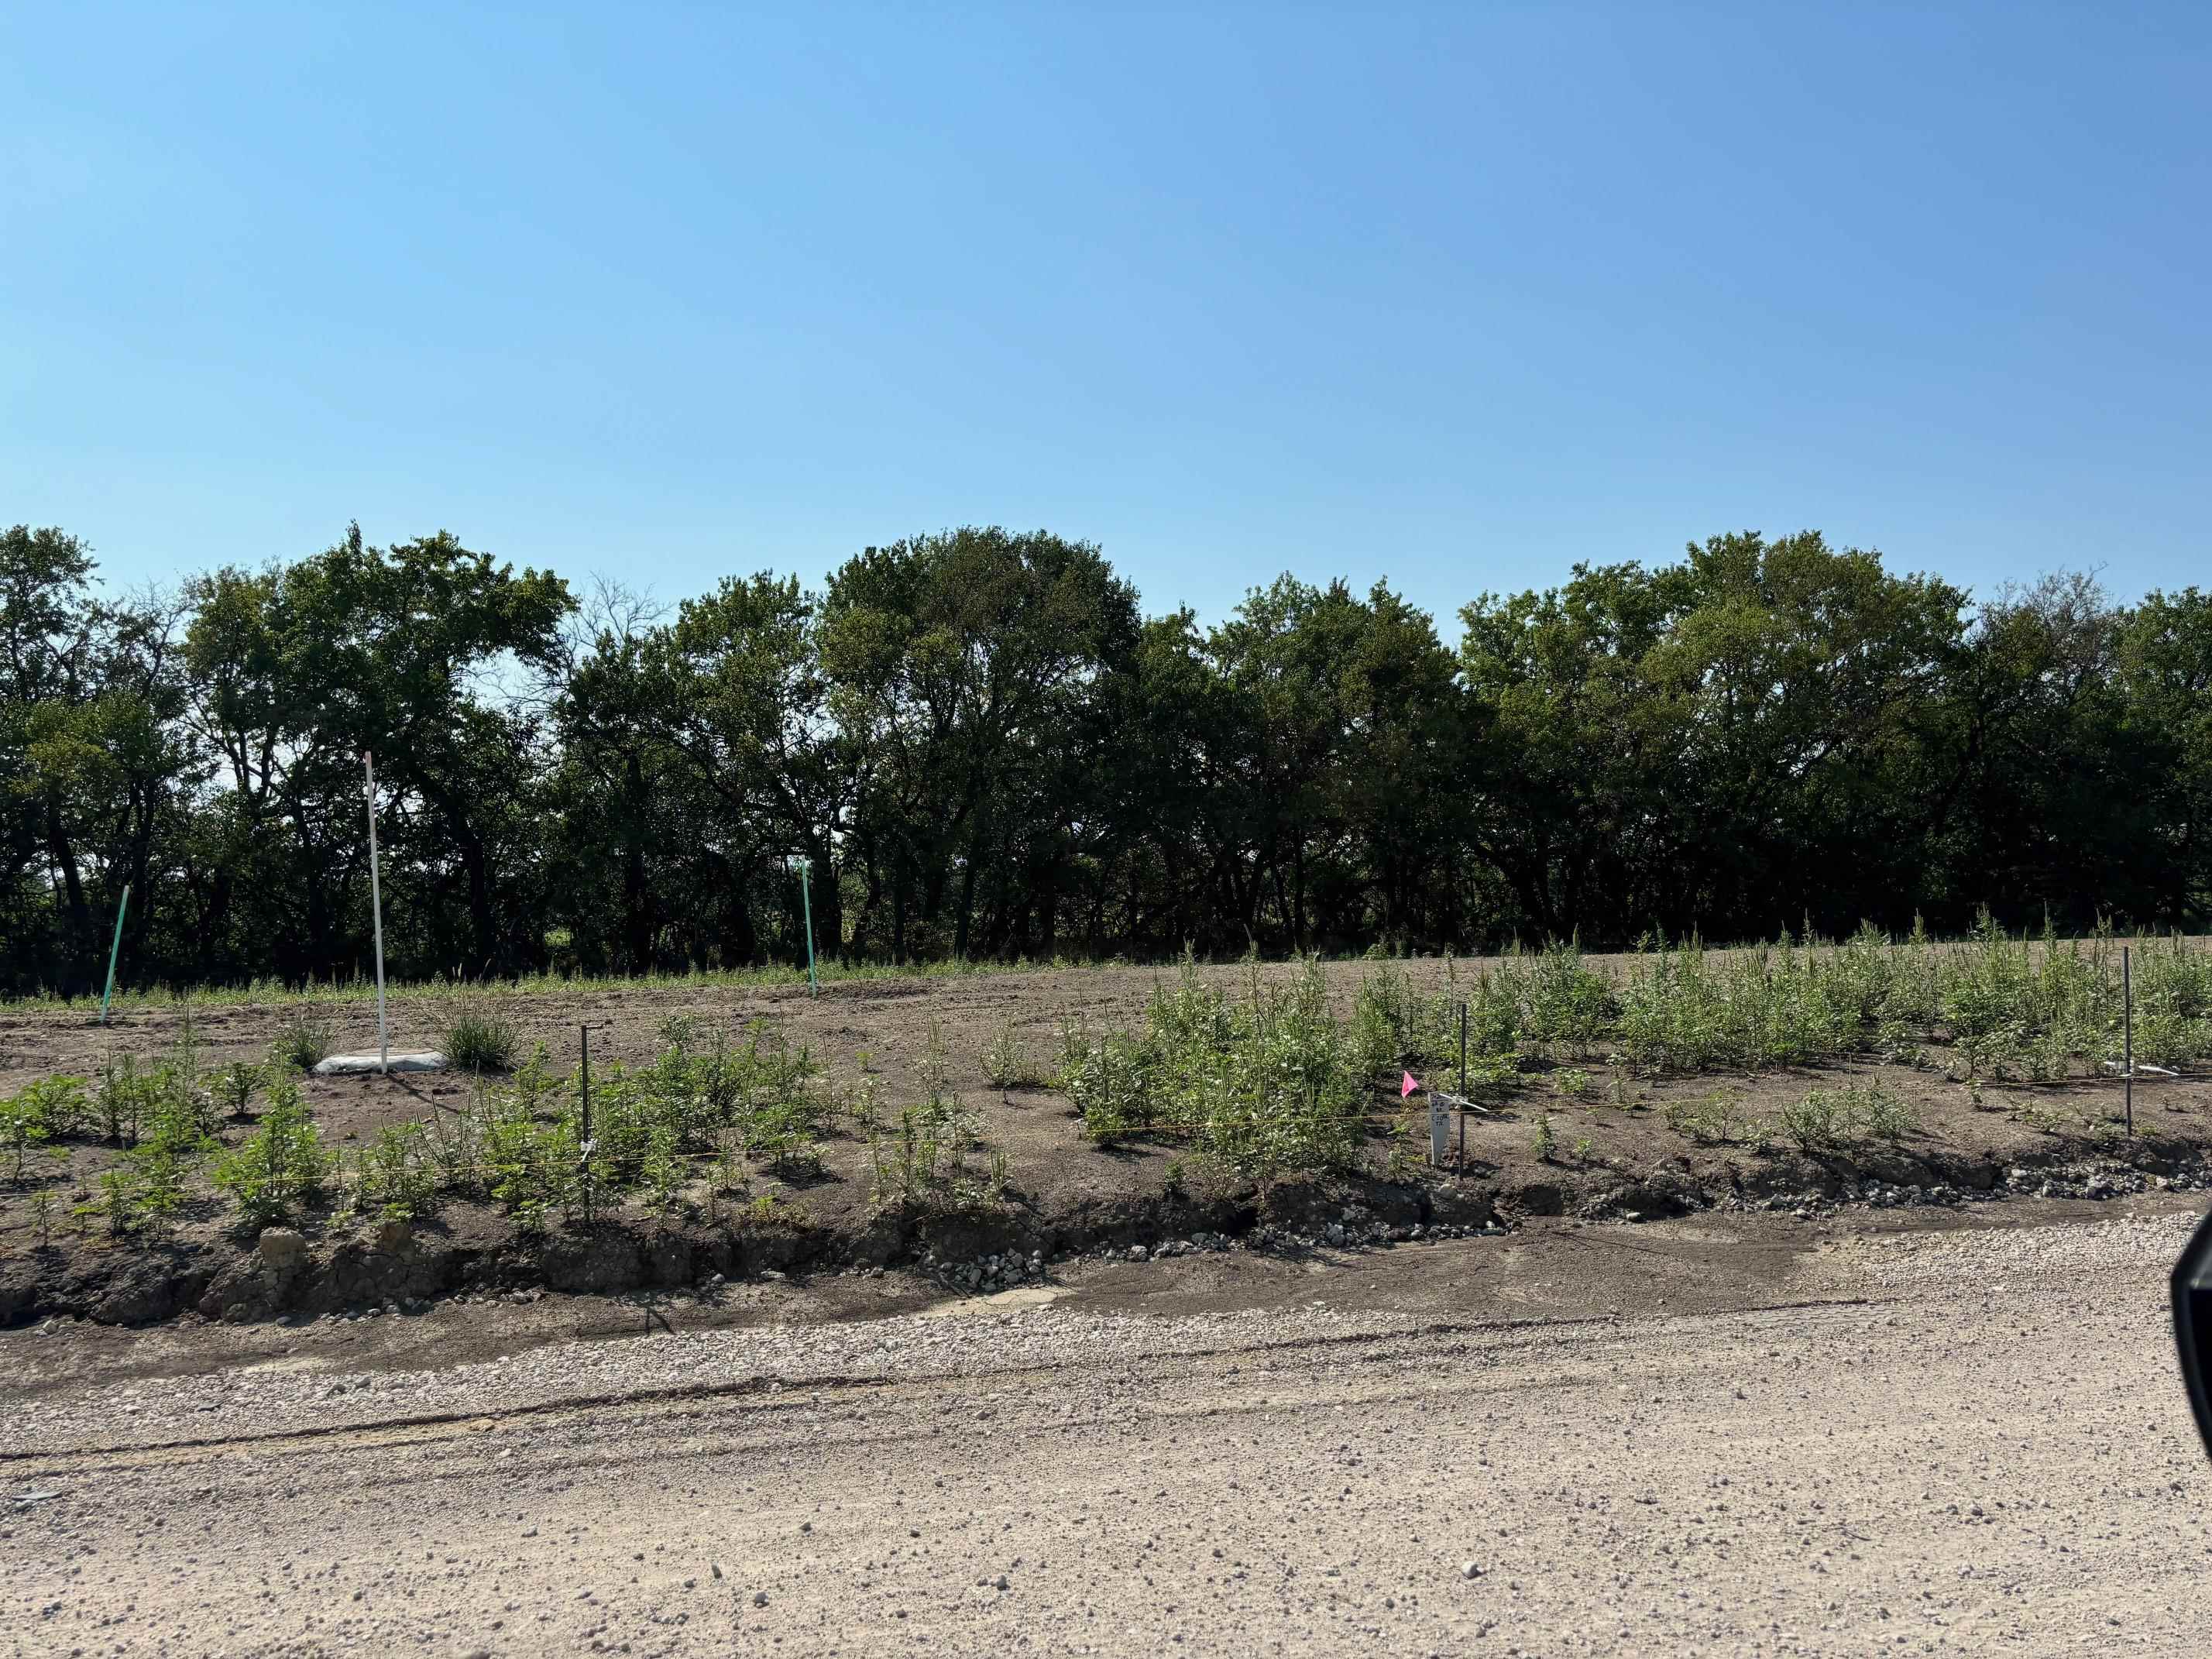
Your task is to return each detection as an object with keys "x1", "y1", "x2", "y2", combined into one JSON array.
[
  {"x1": 444, "y1": 1017, "x2": 830, "y2": 1228},
  {"x1": 982, "y1": 1020, "x2": 1046, "y2": 1091},
  {"x1": 211, "y1": 1061, "x2": 263, "y2": 1120},
  {"x1": 1772, "y1": 1084, "x2": 1918, "y2": 1150},
  {"x1": 1, "y1": 1077, "x2": 88, "y2": 1179},
  {"x1": 1615, "y1": 933, "x2": 1858, "y2": 1073},
  {"x1": 1502, "y1": 943, "x2": 1616, "y2": 1058},
  {"x1": 1352, "y1": 957, "x2": 1482, "y2": 1075},
  {"x1": 211, "y1": 1078, "x2": 333, "y2": 1230},
  {"x1": 355, "y1": 1121, "x2": 441, "y2": 1220},
  {"x1": 442, "y1": 1000, "x2": 521, "y2": 1073},
  {"x1": 868, "y1": 1097, "x2": 1004, "y2": 1212},
  {"x1": 272, "y1": 1005, "x2": 336, "y2": 1073},
  {"x1": 1062, "y1": 957, "x2": 1365, "y2": 1181},
  {"x1": 1663, "y1": 1091, "x2": 1748, "y2": 1146}
]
